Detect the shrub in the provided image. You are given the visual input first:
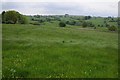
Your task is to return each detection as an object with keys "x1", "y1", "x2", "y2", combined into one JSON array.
[
  {"x1": 66, "y1": 21, "x2": 69, "y2": 24},
  {"x1": 118, "y1": 18, "x2": 120, "y2": 26},
  {"x1": 94, "y1": 27, "x2": 96, "y2": 29},
  {"x1": 87, "y1": 22, "x2": 94, "y2": 27},
  {"x1": 82, "y1": 22, "x2": 87, "y2": 28},
  {"x1": 101, "y1": 25, "x2": 103, "y2": 27},
  {"x1": 108, "y1": 25, "x2": 117, "y2": 31},
  {"x1": 105, "y1": 23, "x2": 110, "y2": 27},
  {"x1": 98, "y1": 25, "x2": 100, "y2": 27},
  {"x1": 18, "y1": 15, "x2": 28, "y2": 24},
  {"x1": 75, "y1": 22, "x2": 81, "y2": 26},
  {"x1": 59, "y1": 22, "x2": 66, "y2": 27},
  {"x1": 68, "y1": 20, "x2": 76, "y2": 25}
]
